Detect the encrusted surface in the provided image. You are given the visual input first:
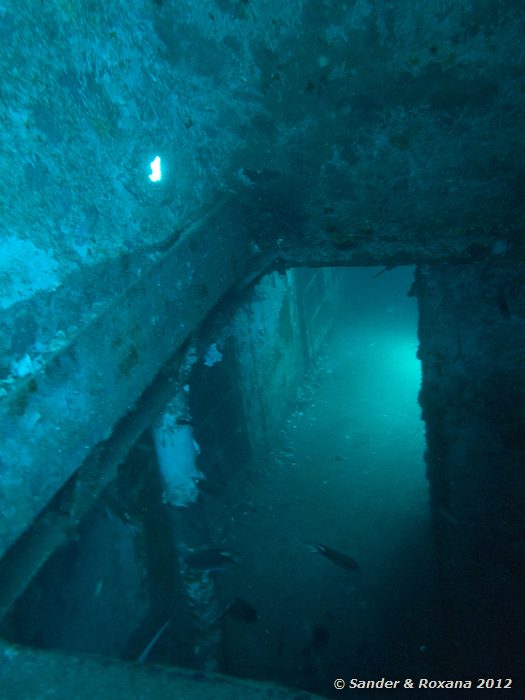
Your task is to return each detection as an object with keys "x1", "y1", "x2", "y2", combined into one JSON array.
[
  {"x1": 0, "y1": 639, "x2": 323, "y2": 700},
  {"x1": 1, "y1": 1, "x2": 524, "y2": 560}
]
